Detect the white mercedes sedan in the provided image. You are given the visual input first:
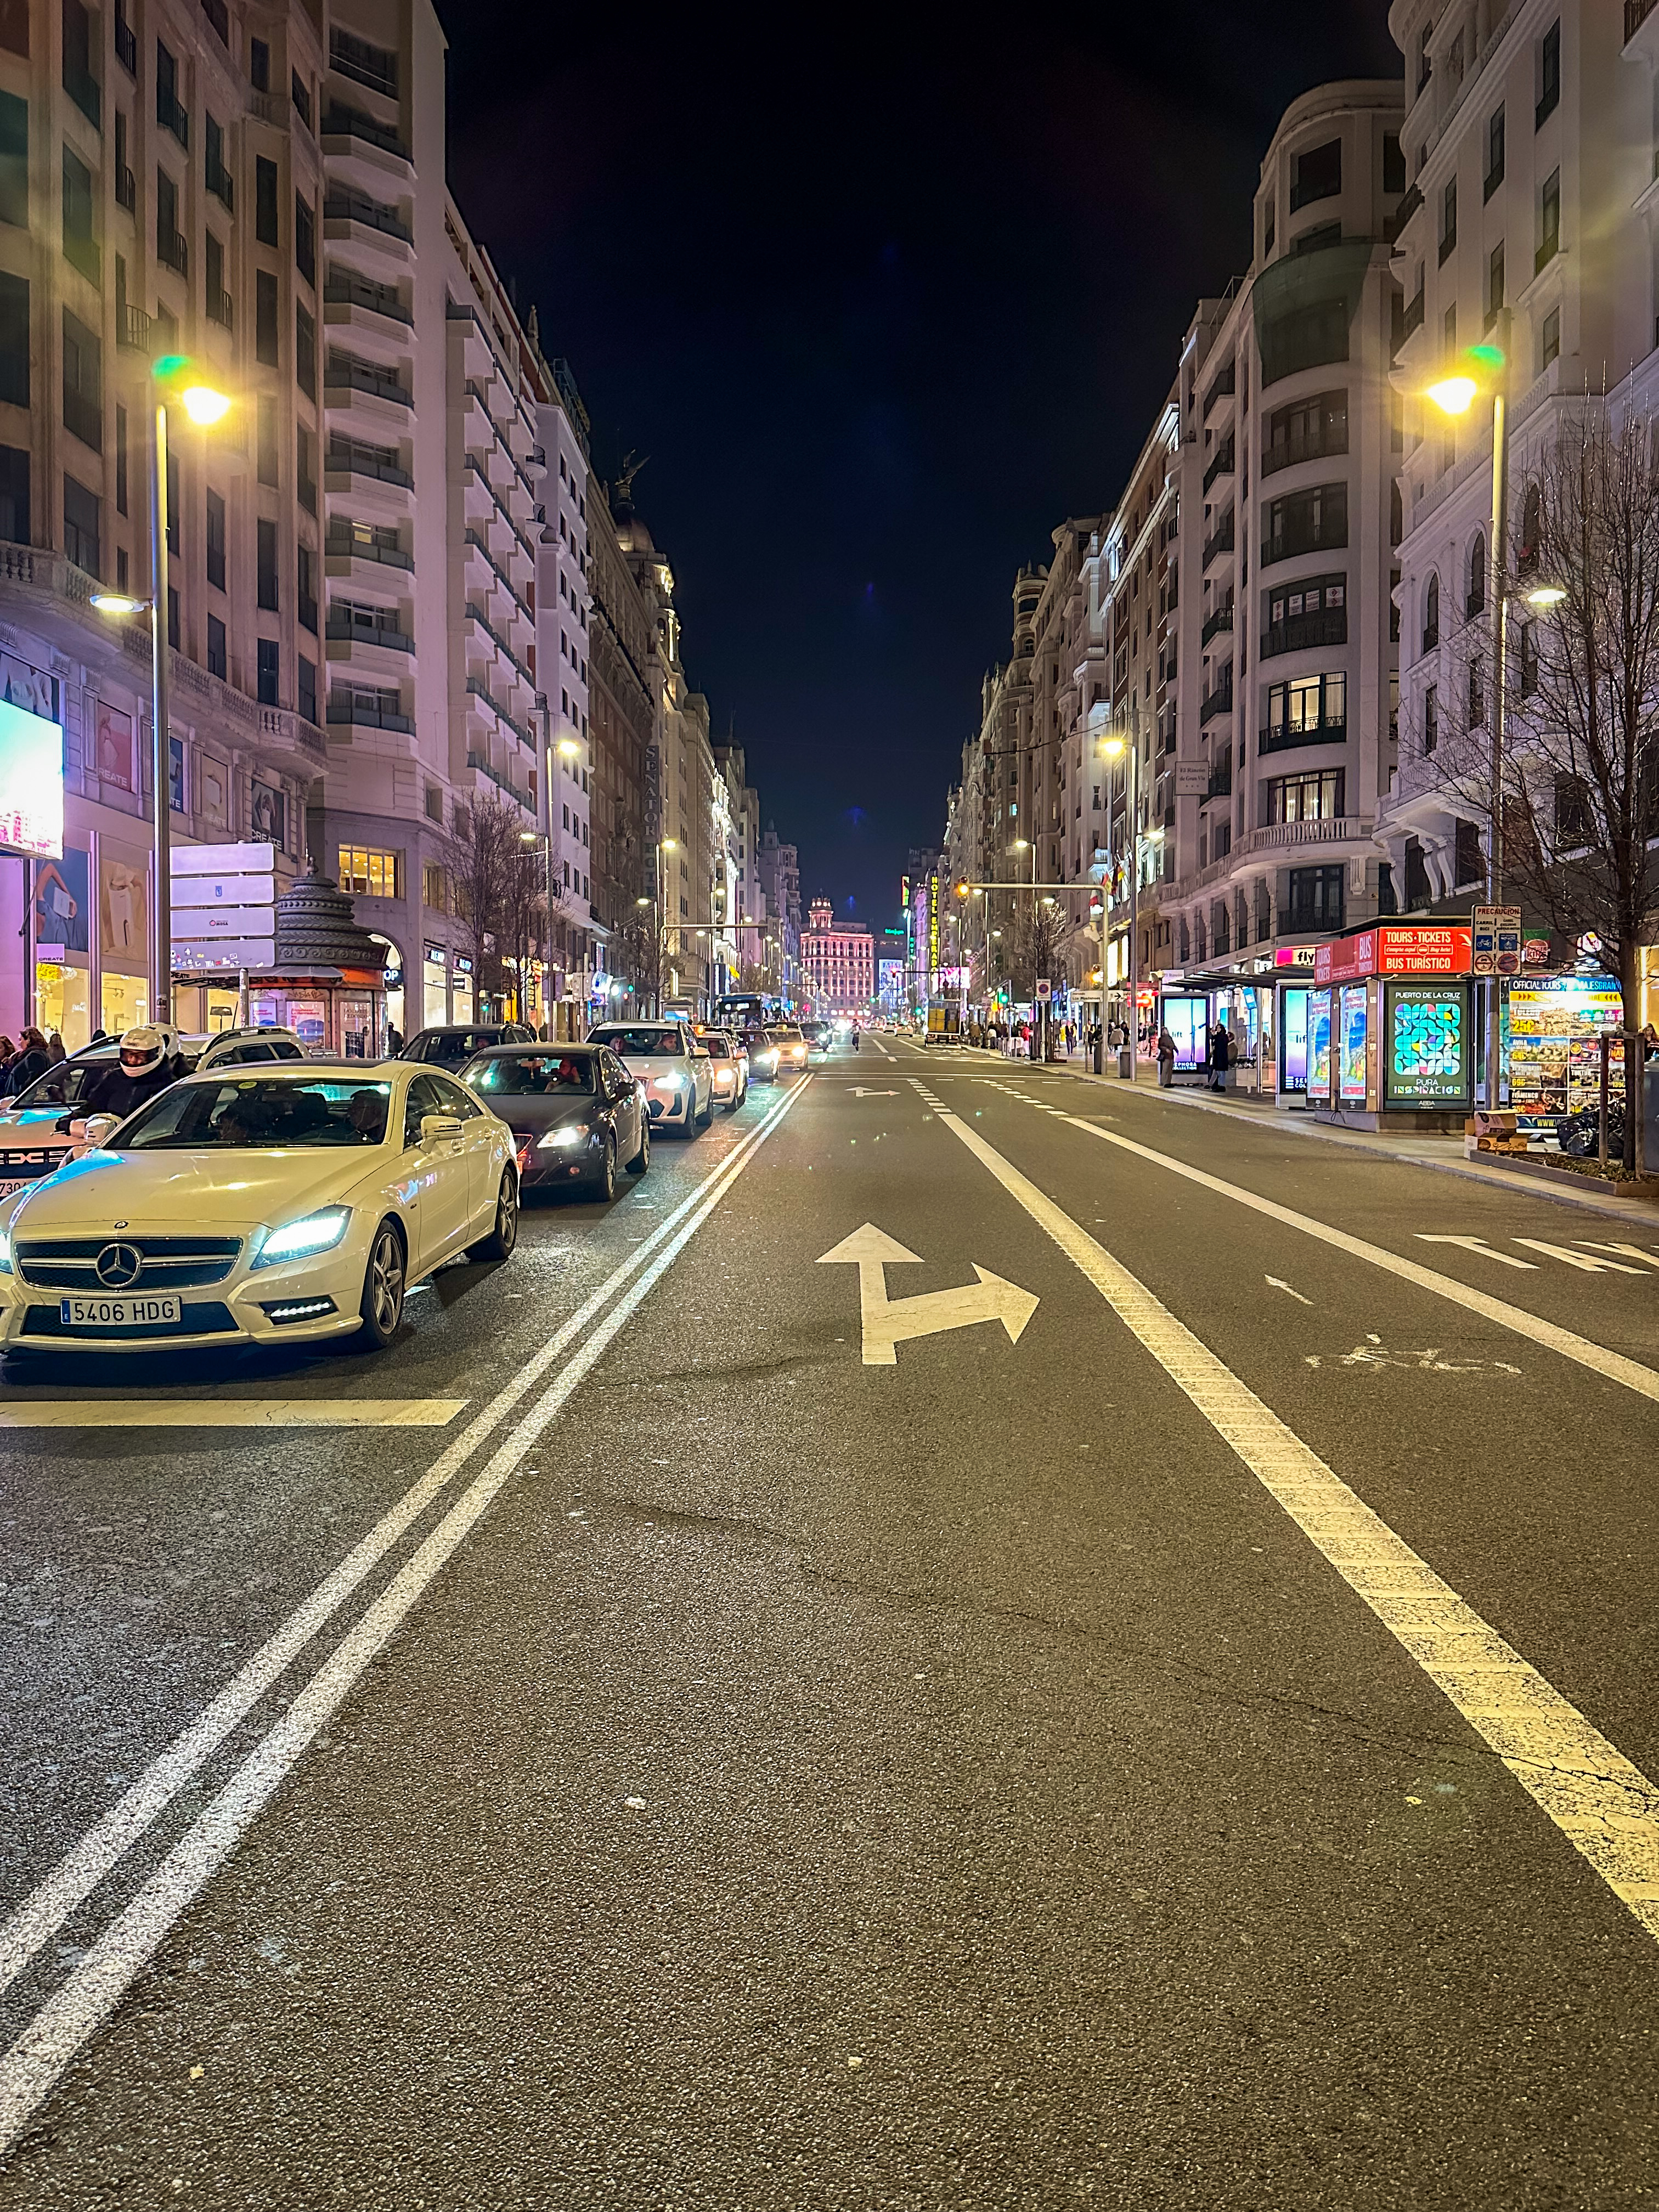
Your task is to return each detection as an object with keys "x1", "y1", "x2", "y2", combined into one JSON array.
[{"x1": 0, "y1": 1063, "x2": 518, "y2": 1357}]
